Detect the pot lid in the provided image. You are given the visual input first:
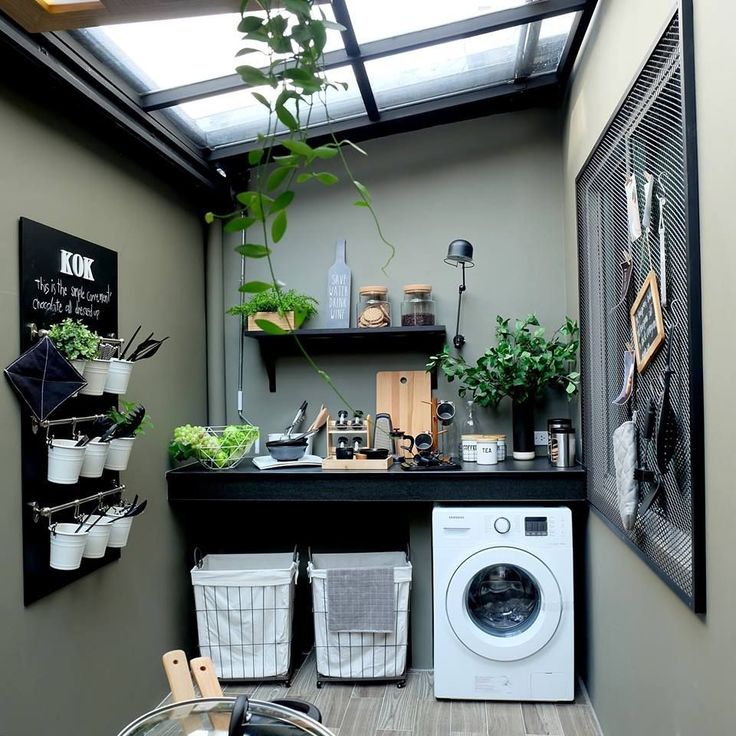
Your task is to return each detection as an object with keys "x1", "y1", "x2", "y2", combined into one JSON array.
[{"x1": 117, "y1": 697, "x2": 335, "y2": 736}]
